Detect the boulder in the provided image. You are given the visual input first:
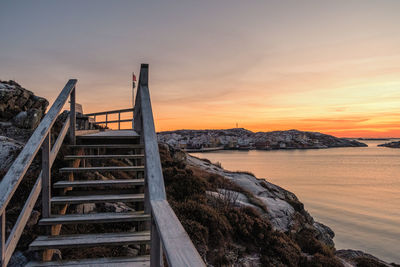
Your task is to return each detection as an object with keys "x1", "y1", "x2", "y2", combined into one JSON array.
[
  {"x1": 12, "y1": 109, "x2": 43, "y2": 129},
  {"x1": 0, "y1": 80, "x2": 48, "y2": 129}
]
